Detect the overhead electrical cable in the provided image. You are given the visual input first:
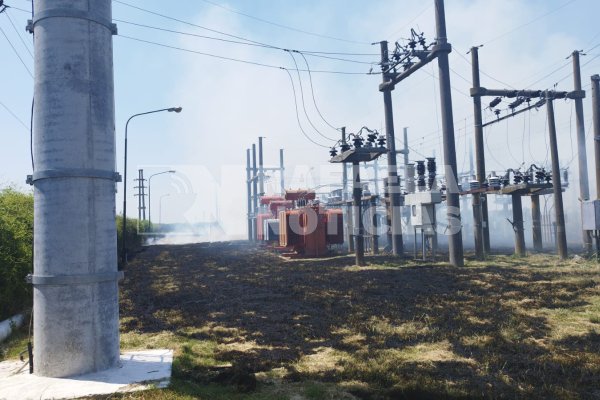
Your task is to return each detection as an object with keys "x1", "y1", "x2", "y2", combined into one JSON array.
[
  {"x1": 481, "y1": 0, "x2": 578, "y2": 46},
  {"x1": 452, "y1": 50, "x2": 515, "y2": 89},
  {"x1": 286, "y1": 51, "x2": 336, "y2": 141},
  {"x1": 114, "y1": 19, "x2": 378, "y2": 64},
  {"x1": 0, "y1": 24, "x2": 32, "y2": 77},
  {"x1": 198, "y1": 0, "x2": 372, "y2": 45},
  {"x1": 282, "y1": 68, "x2": 330, "y2": 149},
  {"x1": 0, "y1": 99, "x2": 29, "y2": 130},
  {"x1": 117, "y1": 35, "x2": 374, "y2": 75},
  {"x1": 298, "y1": 52, "x2": 340, "y2": 132},
  {"x1": 4, "y1": 9, "x2": 32, "y2": 57}
]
